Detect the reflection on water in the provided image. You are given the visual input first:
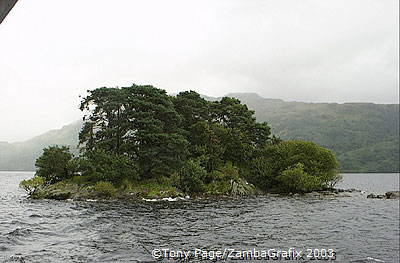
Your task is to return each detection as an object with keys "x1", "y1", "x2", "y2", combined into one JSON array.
[{"x1": 0, "y1": 172, "x2": 399, "y2": 262}]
